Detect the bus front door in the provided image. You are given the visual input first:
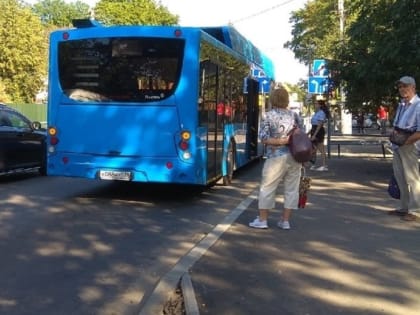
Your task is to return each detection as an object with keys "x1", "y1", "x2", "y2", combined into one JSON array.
[{"x1": 246, "y1": 78, "x2": 259, "y2": 159}]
